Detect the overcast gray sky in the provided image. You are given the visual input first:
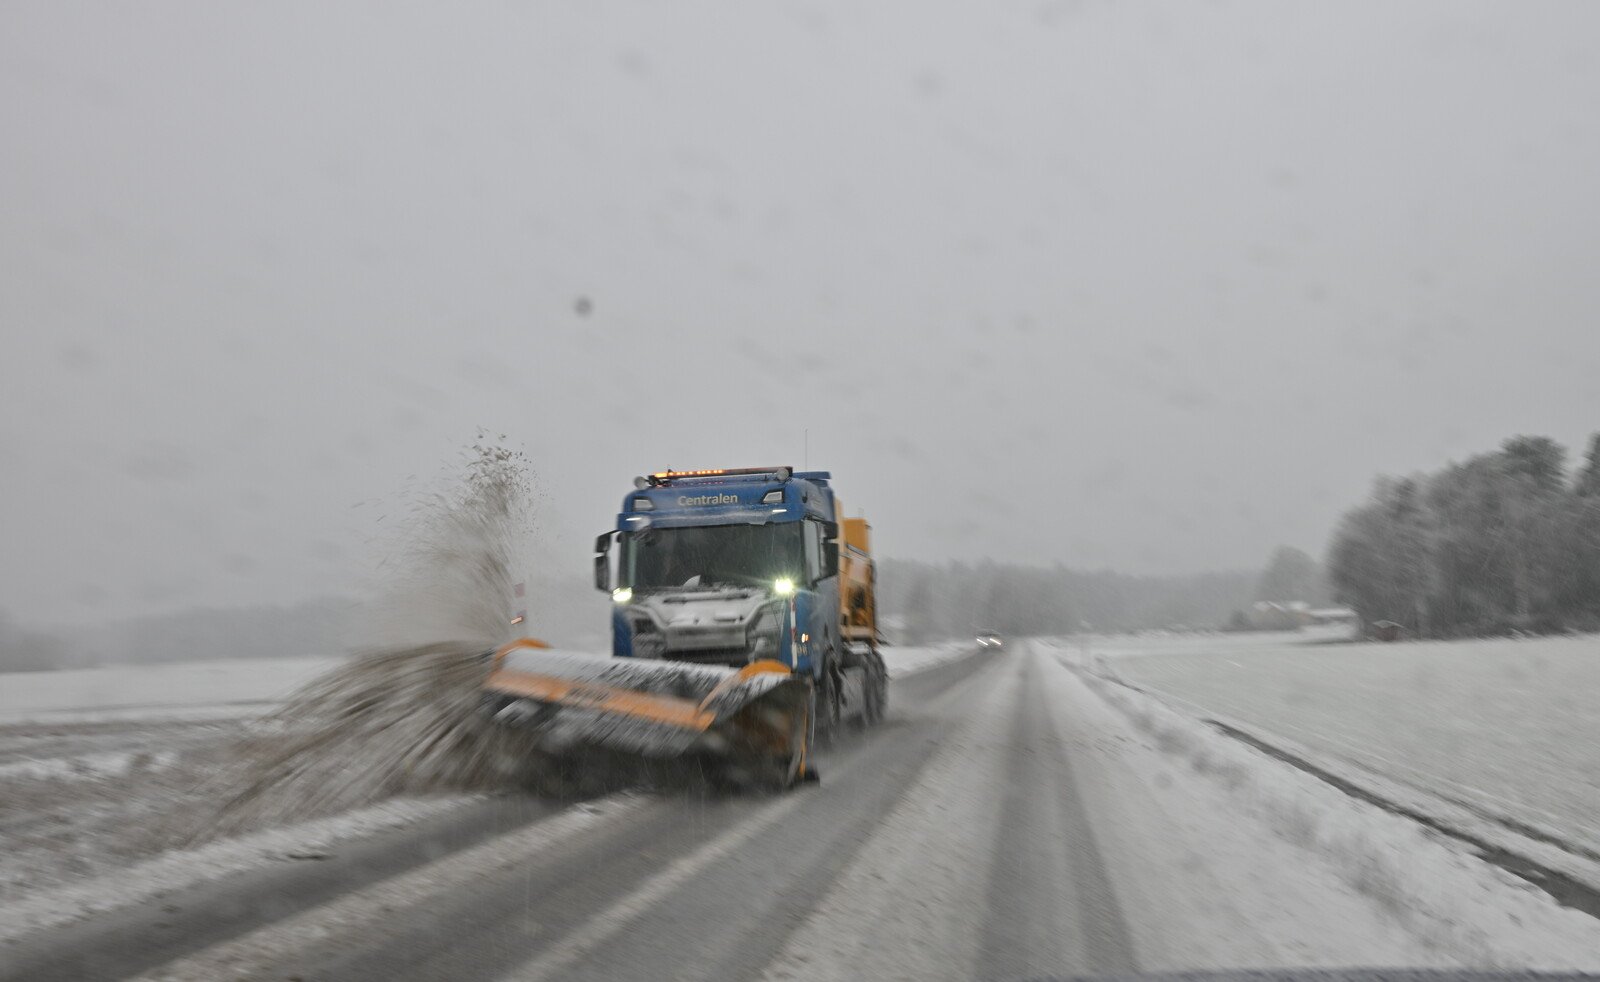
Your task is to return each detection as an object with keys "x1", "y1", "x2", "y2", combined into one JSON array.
[{"x1": 3, "y1": 1, "x2": 1598, "y2": 626}]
